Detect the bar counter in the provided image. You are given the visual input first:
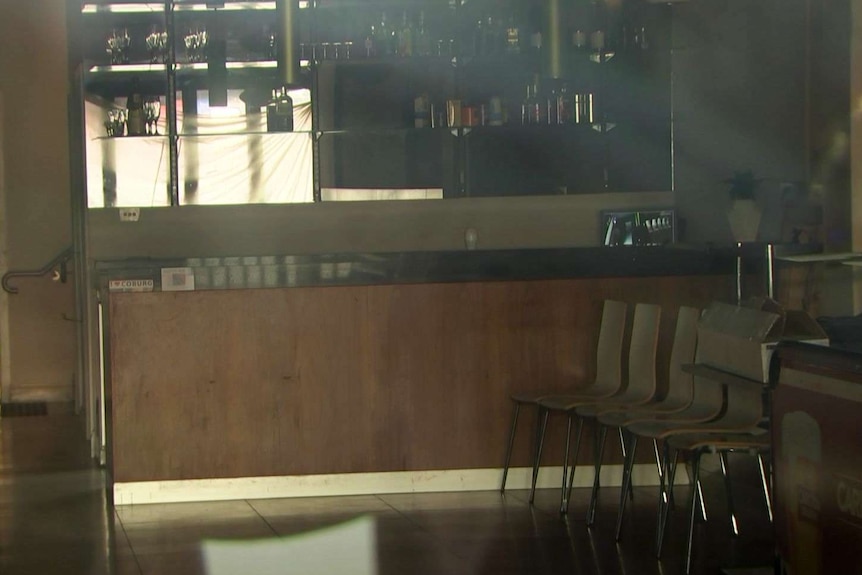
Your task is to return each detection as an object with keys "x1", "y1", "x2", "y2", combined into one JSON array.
[
  {"x1": 101, "y1": 245, "x2": 755, "y2": 504},
  {"x1": 773, "y1": 342, "x2": 862, "y2": 574}
]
